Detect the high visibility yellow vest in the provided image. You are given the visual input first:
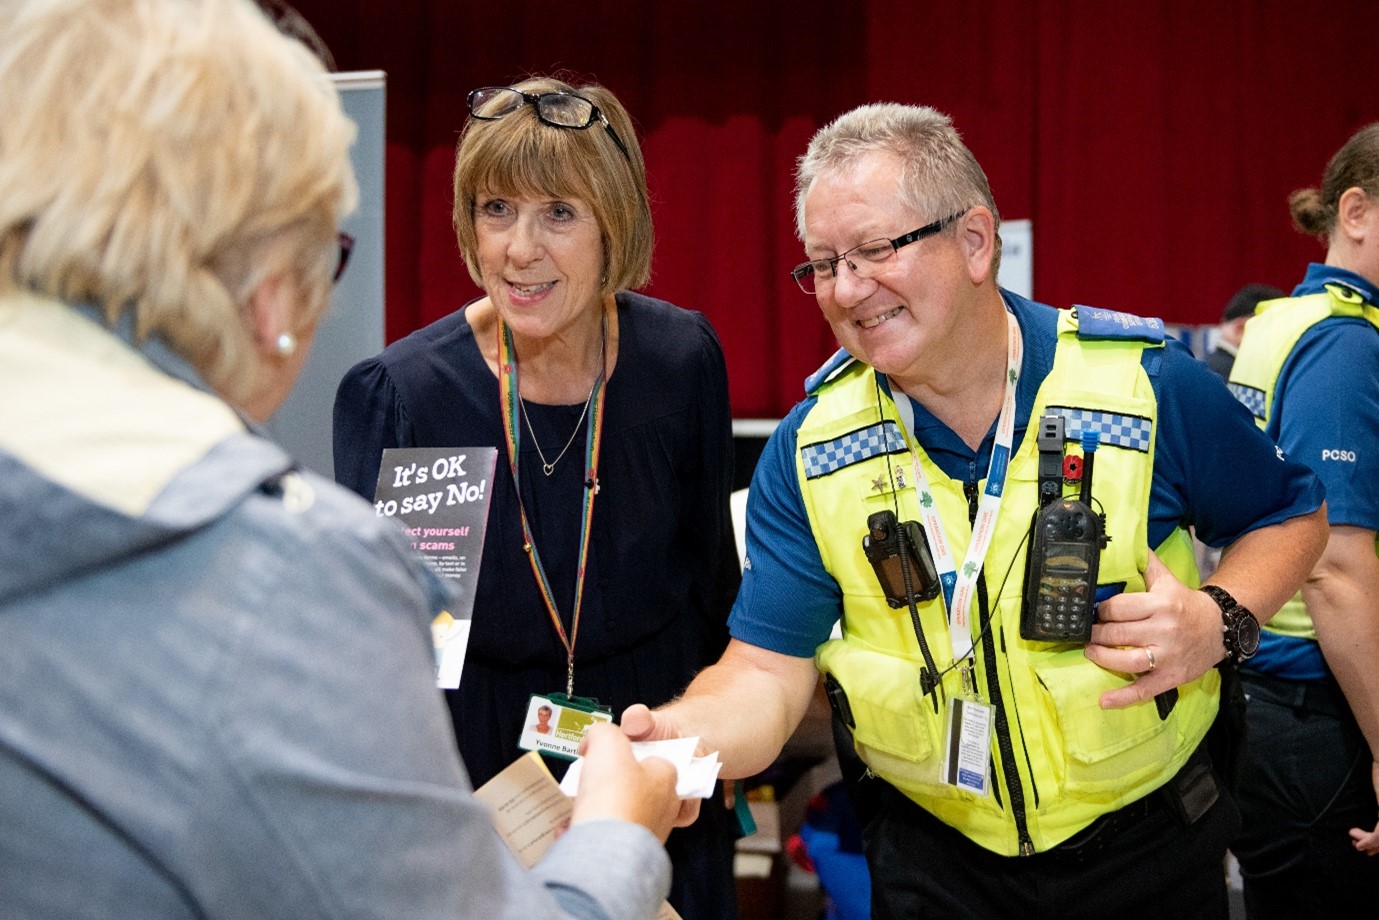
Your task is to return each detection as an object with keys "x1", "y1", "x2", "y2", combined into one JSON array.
[
  {"x1": 803, "y1": 309, "x2": 1215, "y2": 855},
  {"x1": 1228, "y1": 283, "x2": 1379, "y2": 640}
]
